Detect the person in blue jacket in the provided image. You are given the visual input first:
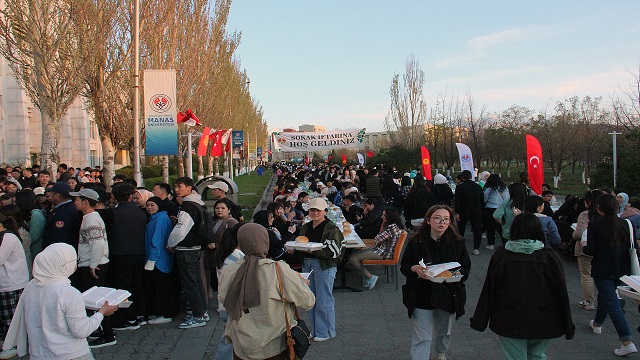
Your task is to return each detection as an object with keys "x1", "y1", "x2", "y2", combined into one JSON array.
[{"x1": 144, "y1": 196, "x2": 179, "y2": 324}]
